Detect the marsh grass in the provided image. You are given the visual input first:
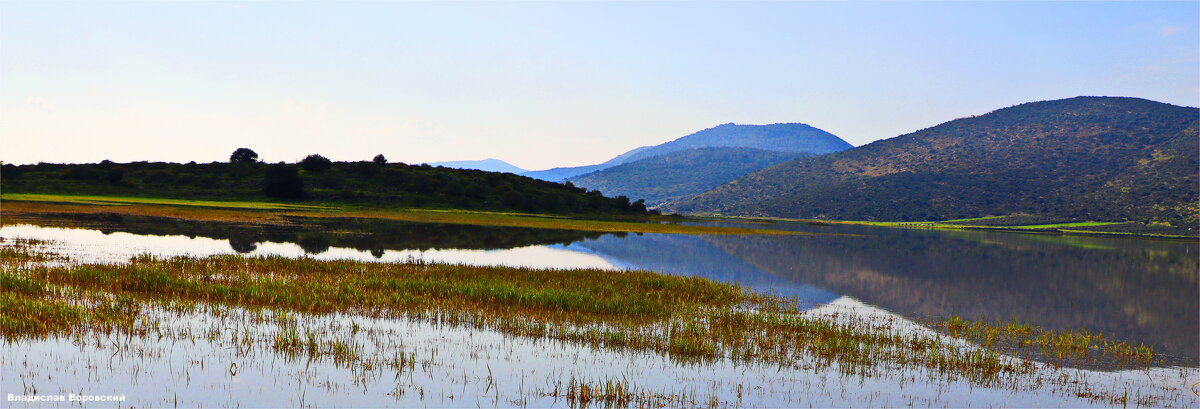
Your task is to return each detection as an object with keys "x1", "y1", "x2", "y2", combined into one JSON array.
[
  {"x1": 0, "y1": 241, "x2": 1172, "y2": 404},
  {"x1": 935, "y1": 315, "x2": 1158, "y2": 368},
  {"x1": 538, "y1": 376, "x2": 733, "y2": 409},
  {"x1": 0, "y1": 278, "x2": 141, "y2": 338},
  {"x1": 0, "y1": 237, "x2": 66, "y2": 263},
  {"x1": 0, "y1": 292, "x2": 85, "y2": 336},
  {"x1": 0, "y1": 251, "x2": 1049, "y2": 381}
]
